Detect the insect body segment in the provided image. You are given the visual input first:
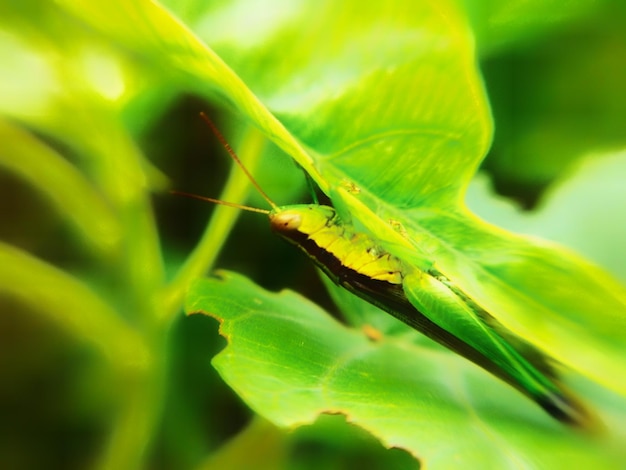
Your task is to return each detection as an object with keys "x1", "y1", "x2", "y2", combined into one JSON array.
[{"x1": 270, "y1": 205, "x2": 404, "y2": 284}]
